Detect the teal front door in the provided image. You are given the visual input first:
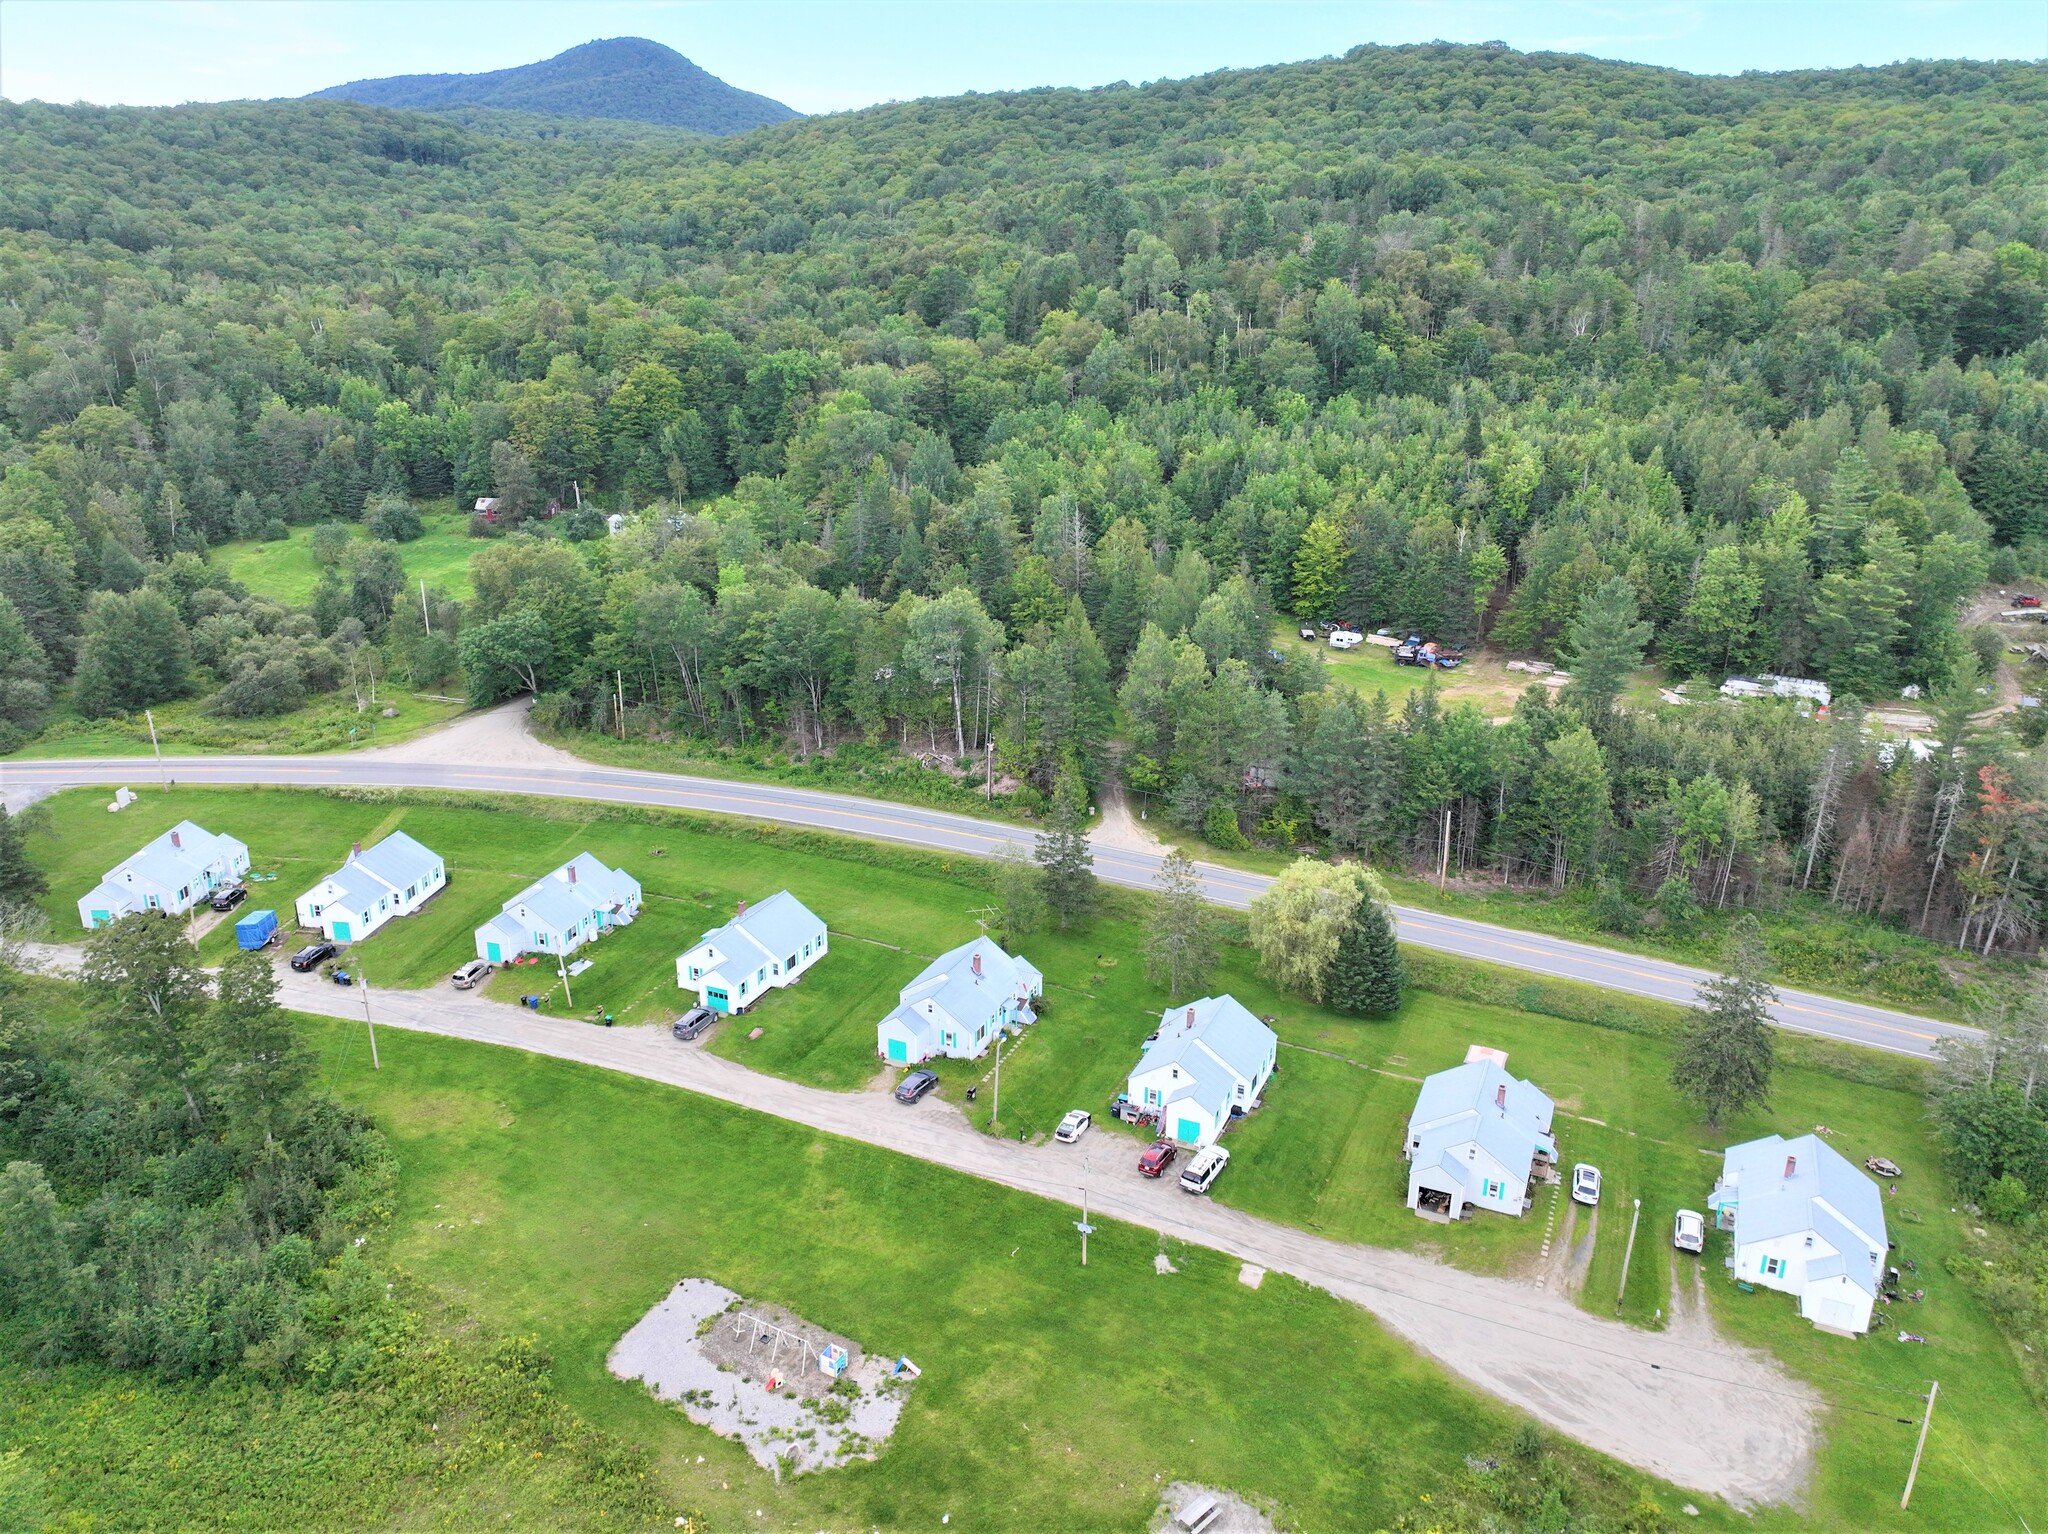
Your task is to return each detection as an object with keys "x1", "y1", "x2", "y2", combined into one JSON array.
[
  {"x1": 90, "y1": 910, "x2": 109, "y2": 925},
  {"x1": 333, "y1": 920, "x2": 352, "y2": 941},
  {"x1": 1176, "y1": 1117, "x2": 1201, "y2": 1144},
  {"x1": 887, "y1": 1038, "x2": 908, "y2": 1063},
  {"x1": 707, "y1": 987, "x2": 729, "y2": 1013},
  {"x1": 486, "y1": 942, "x2": 502, "y2": 962}
]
